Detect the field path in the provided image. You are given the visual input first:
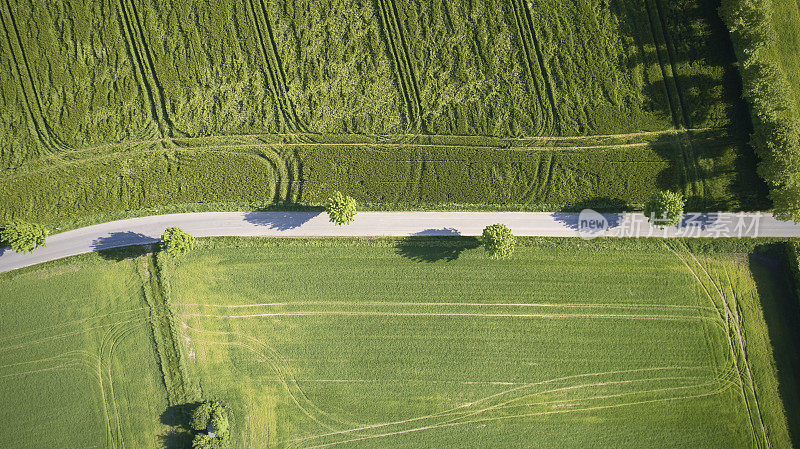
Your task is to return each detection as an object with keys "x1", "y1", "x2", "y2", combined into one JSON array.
[{"x1": 1, "y1": 211, "x2": 799, "y2": 273}]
